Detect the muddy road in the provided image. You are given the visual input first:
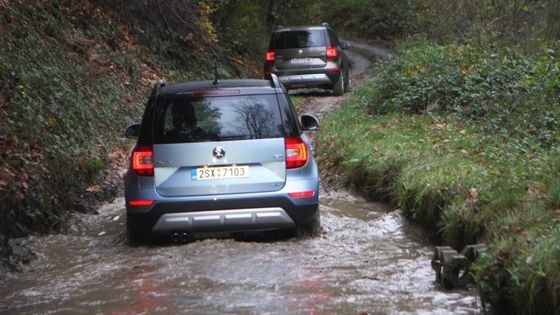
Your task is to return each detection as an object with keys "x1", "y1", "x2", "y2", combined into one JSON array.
[{"x1": 0, "y1": 43, "x2": 481, "y2": 314}]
